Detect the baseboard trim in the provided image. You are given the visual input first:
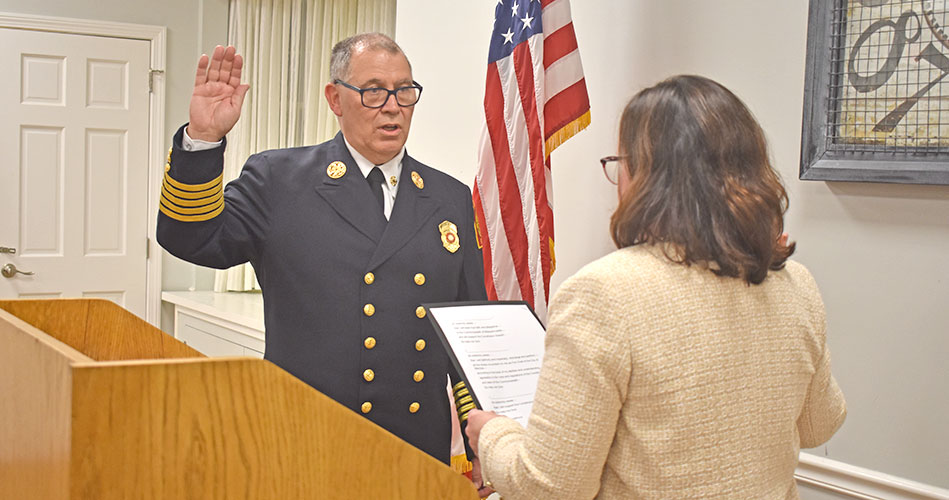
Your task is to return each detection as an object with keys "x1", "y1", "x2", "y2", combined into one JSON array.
[{"x1": 795, "y1": 453, "x2": 949, "y2": 500}]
